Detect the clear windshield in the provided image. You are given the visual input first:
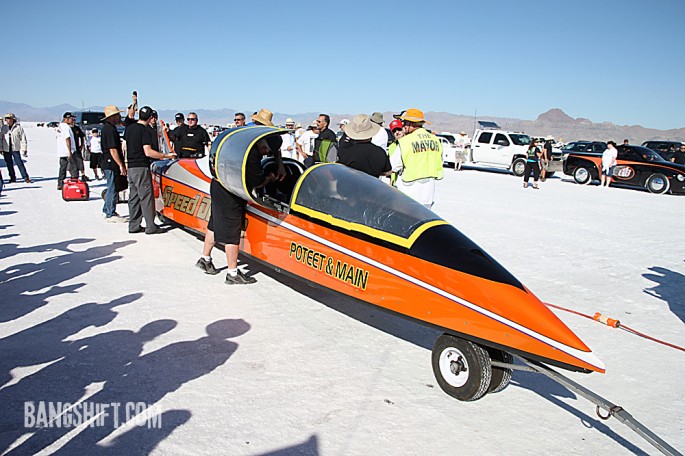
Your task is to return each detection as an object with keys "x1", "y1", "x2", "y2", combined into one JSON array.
[
  {"x1": 510, "y1": 134, "x2": 531, "y2": 146},
  {"x1": 293, "y1": 164, "x2": 442, "y2": 241}
]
